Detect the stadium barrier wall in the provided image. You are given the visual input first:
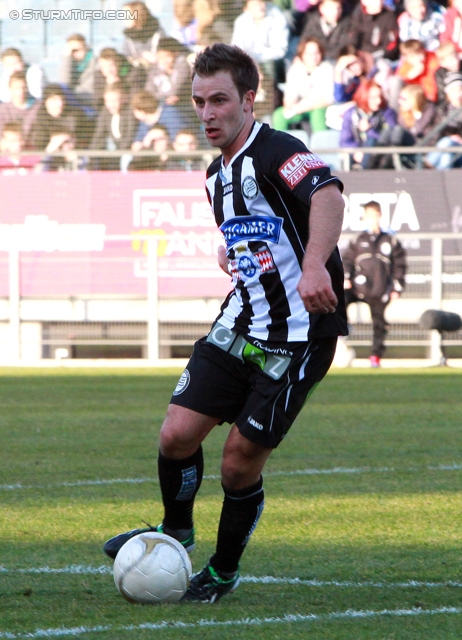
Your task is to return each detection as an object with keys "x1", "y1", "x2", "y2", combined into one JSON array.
[{"x1": 0, "y1": 171, "x2": 461, "y2": 363}]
